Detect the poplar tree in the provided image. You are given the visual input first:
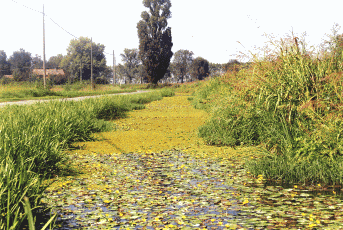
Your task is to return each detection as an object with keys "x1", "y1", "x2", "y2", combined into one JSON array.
[{"x1": 137, "y1": 0, "x2": 173, "y2": 85}]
